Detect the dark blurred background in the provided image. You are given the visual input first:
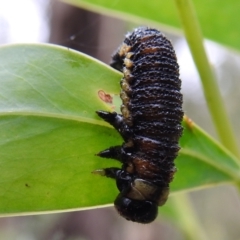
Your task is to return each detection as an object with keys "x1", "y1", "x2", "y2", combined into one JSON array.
[{"x1": 0, "y1": 0, "x2": 240, "y2": 239}]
